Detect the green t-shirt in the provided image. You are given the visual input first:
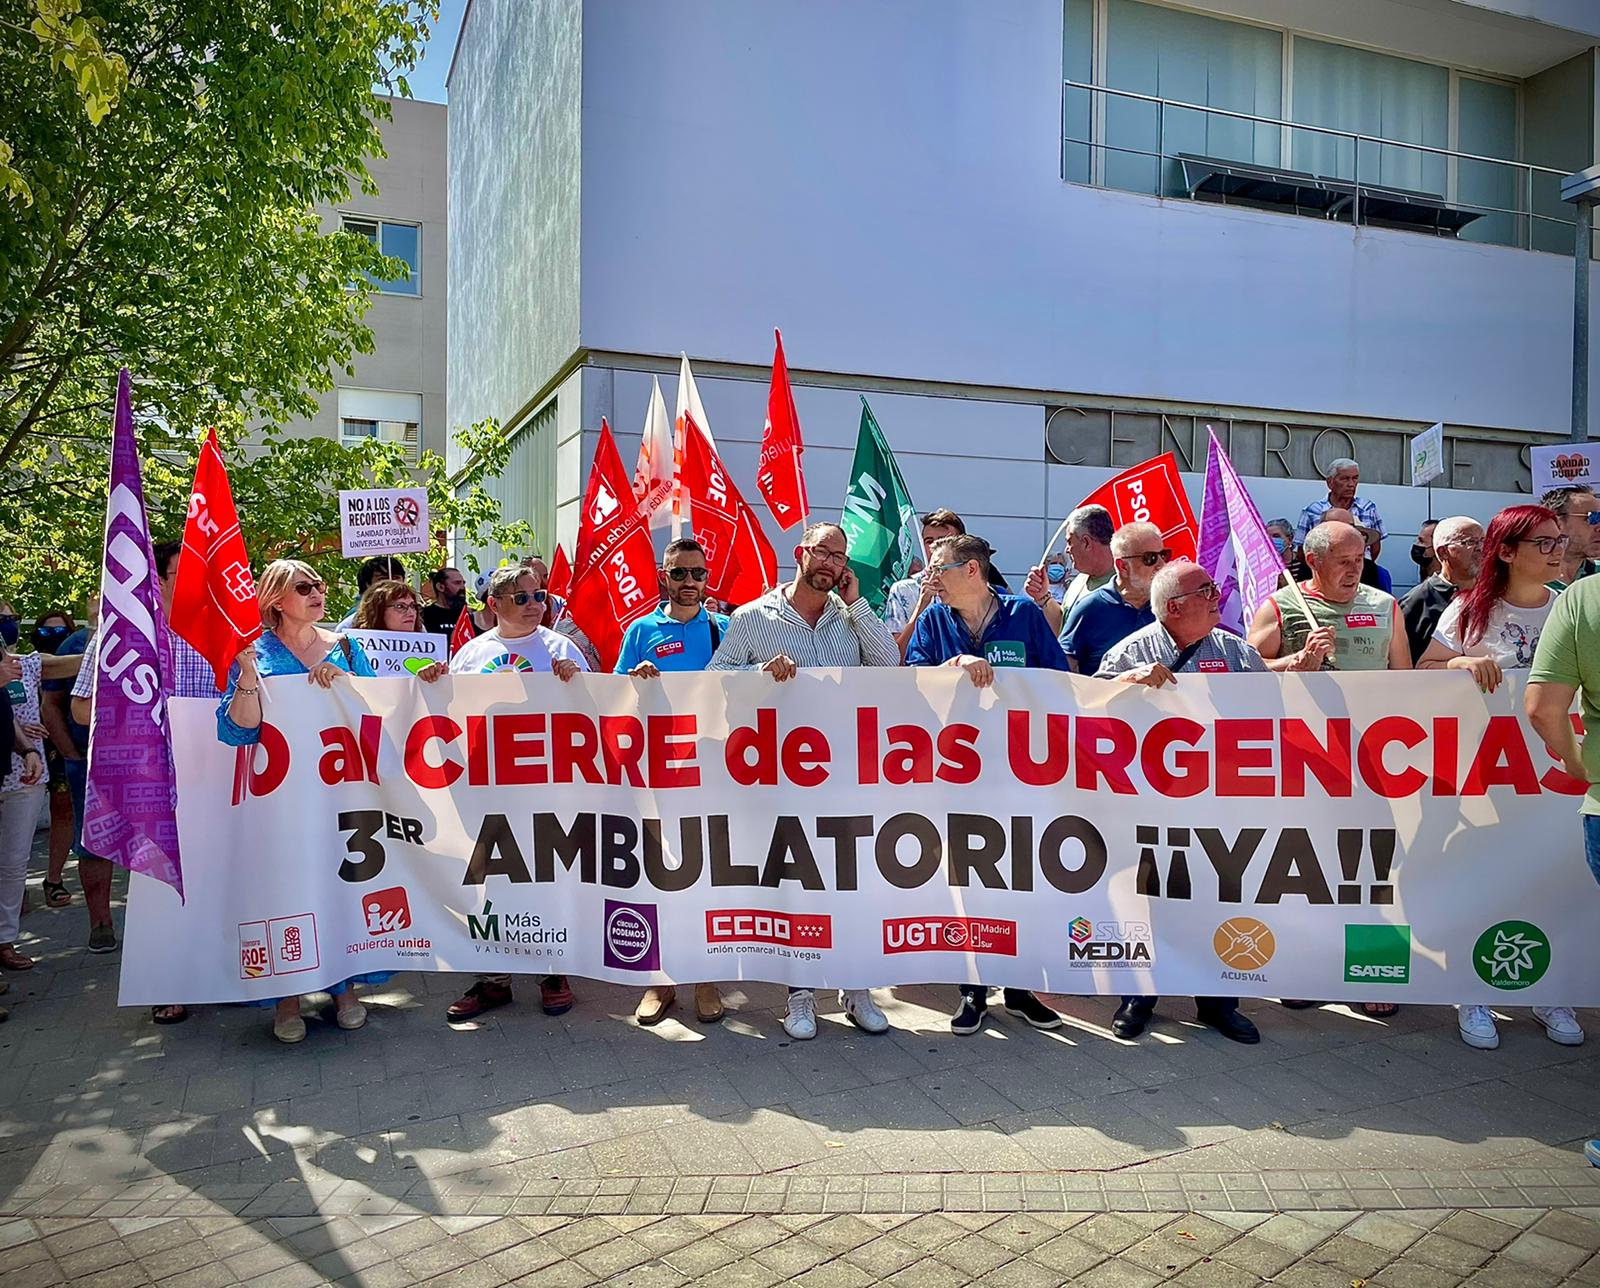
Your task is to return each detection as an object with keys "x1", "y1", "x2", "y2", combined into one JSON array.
[
  {"x1": 1529, "y1": 577, "x2": 1600, "y2": 814},
  {"x1": 1269, "y1": 582, "x2": 1396, "y2": 672}
]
